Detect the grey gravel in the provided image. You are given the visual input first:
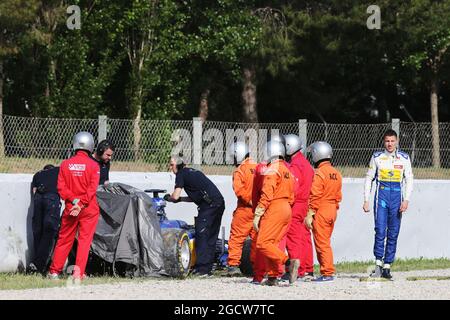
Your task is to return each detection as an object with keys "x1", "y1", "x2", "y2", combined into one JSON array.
[{"x1": 1, "y1": 268, "x2": 450, "y2": 300}]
